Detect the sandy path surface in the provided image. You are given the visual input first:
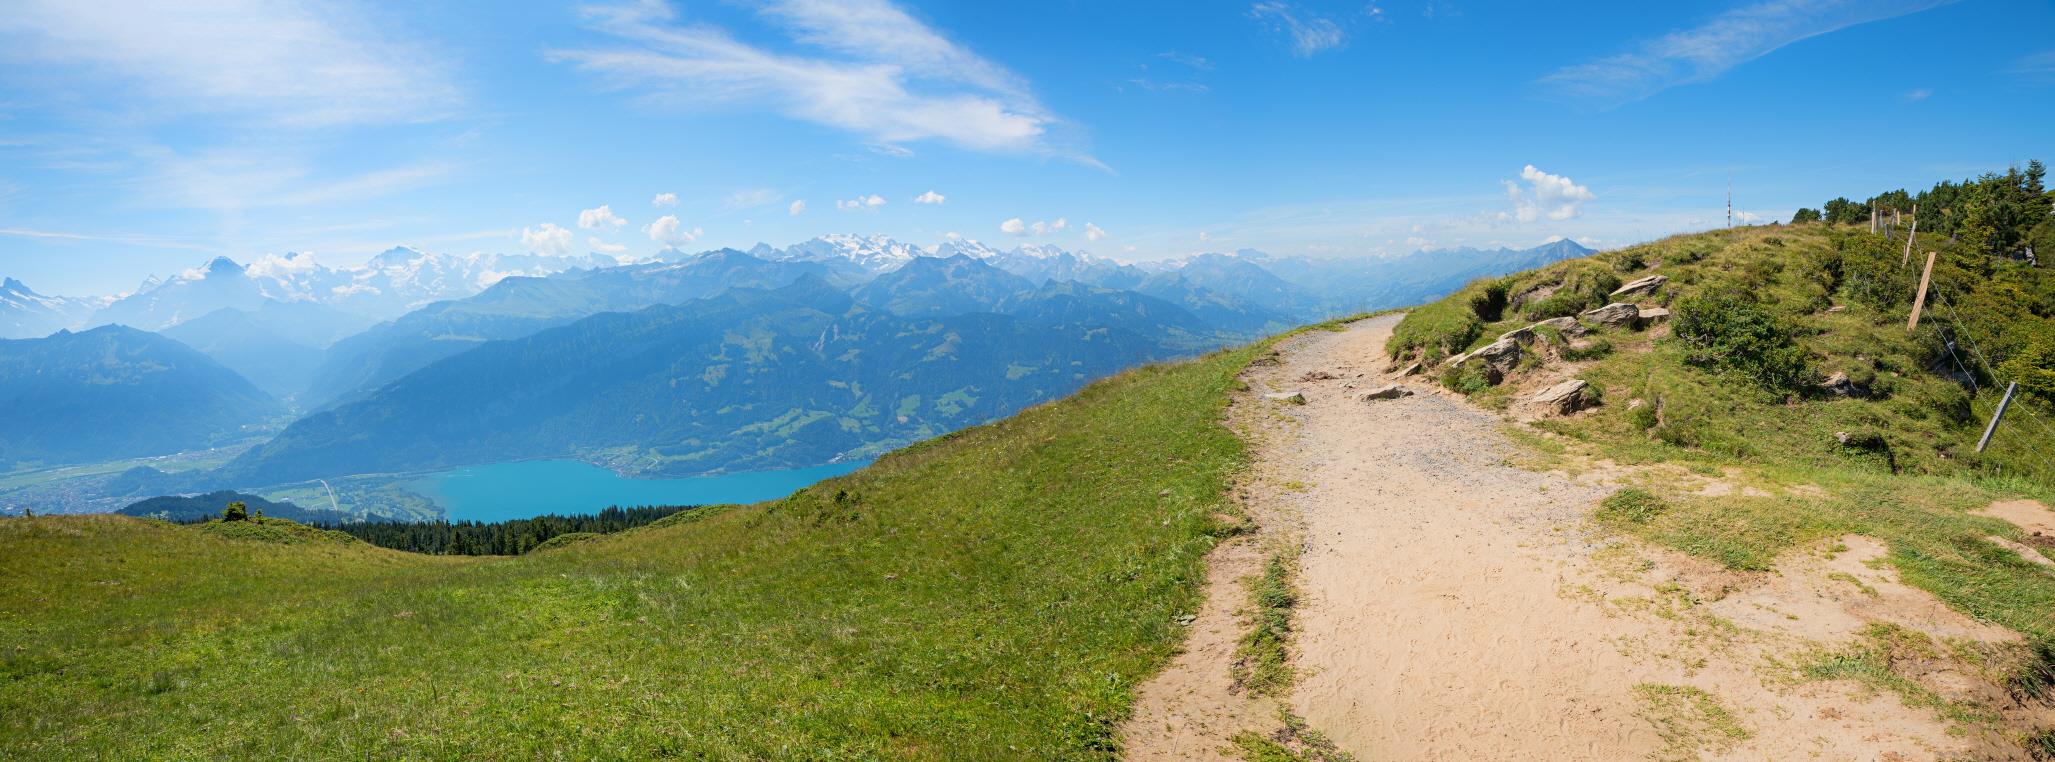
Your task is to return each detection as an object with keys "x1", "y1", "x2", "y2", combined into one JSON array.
[{"x1": 1127, "y1": 315, "x2": 2023, "y2": 761}]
